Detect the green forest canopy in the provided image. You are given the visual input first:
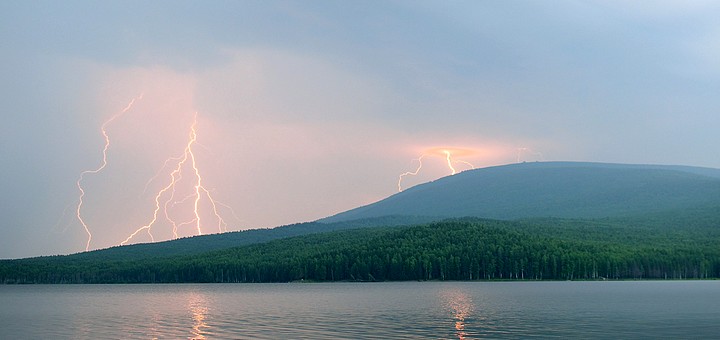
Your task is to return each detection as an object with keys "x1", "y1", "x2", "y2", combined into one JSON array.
[{"x1": 2, "y1": 212, "x2": 719, "y2": 283}]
